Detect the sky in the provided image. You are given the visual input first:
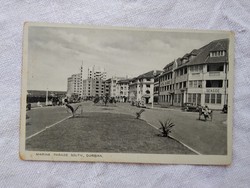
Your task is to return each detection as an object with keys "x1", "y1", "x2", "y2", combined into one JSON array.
[{"x1": 27, "y1": 26, "x2": 229, "y2": 91}]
